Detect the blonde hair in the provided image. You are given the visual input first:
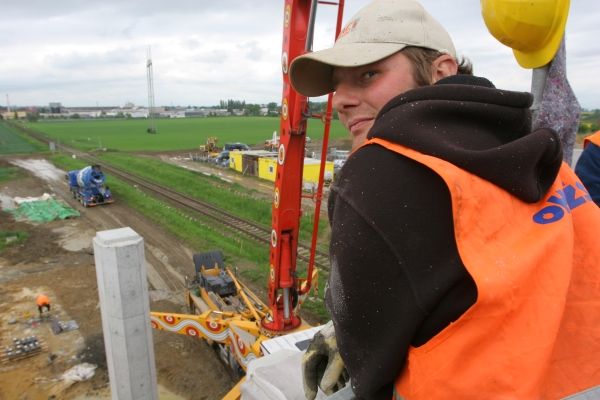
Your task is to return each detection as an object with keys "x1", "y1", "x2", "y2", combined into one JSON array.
[{"x1": 401, "y1": 47, "x2": 473, "y2": 87}]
